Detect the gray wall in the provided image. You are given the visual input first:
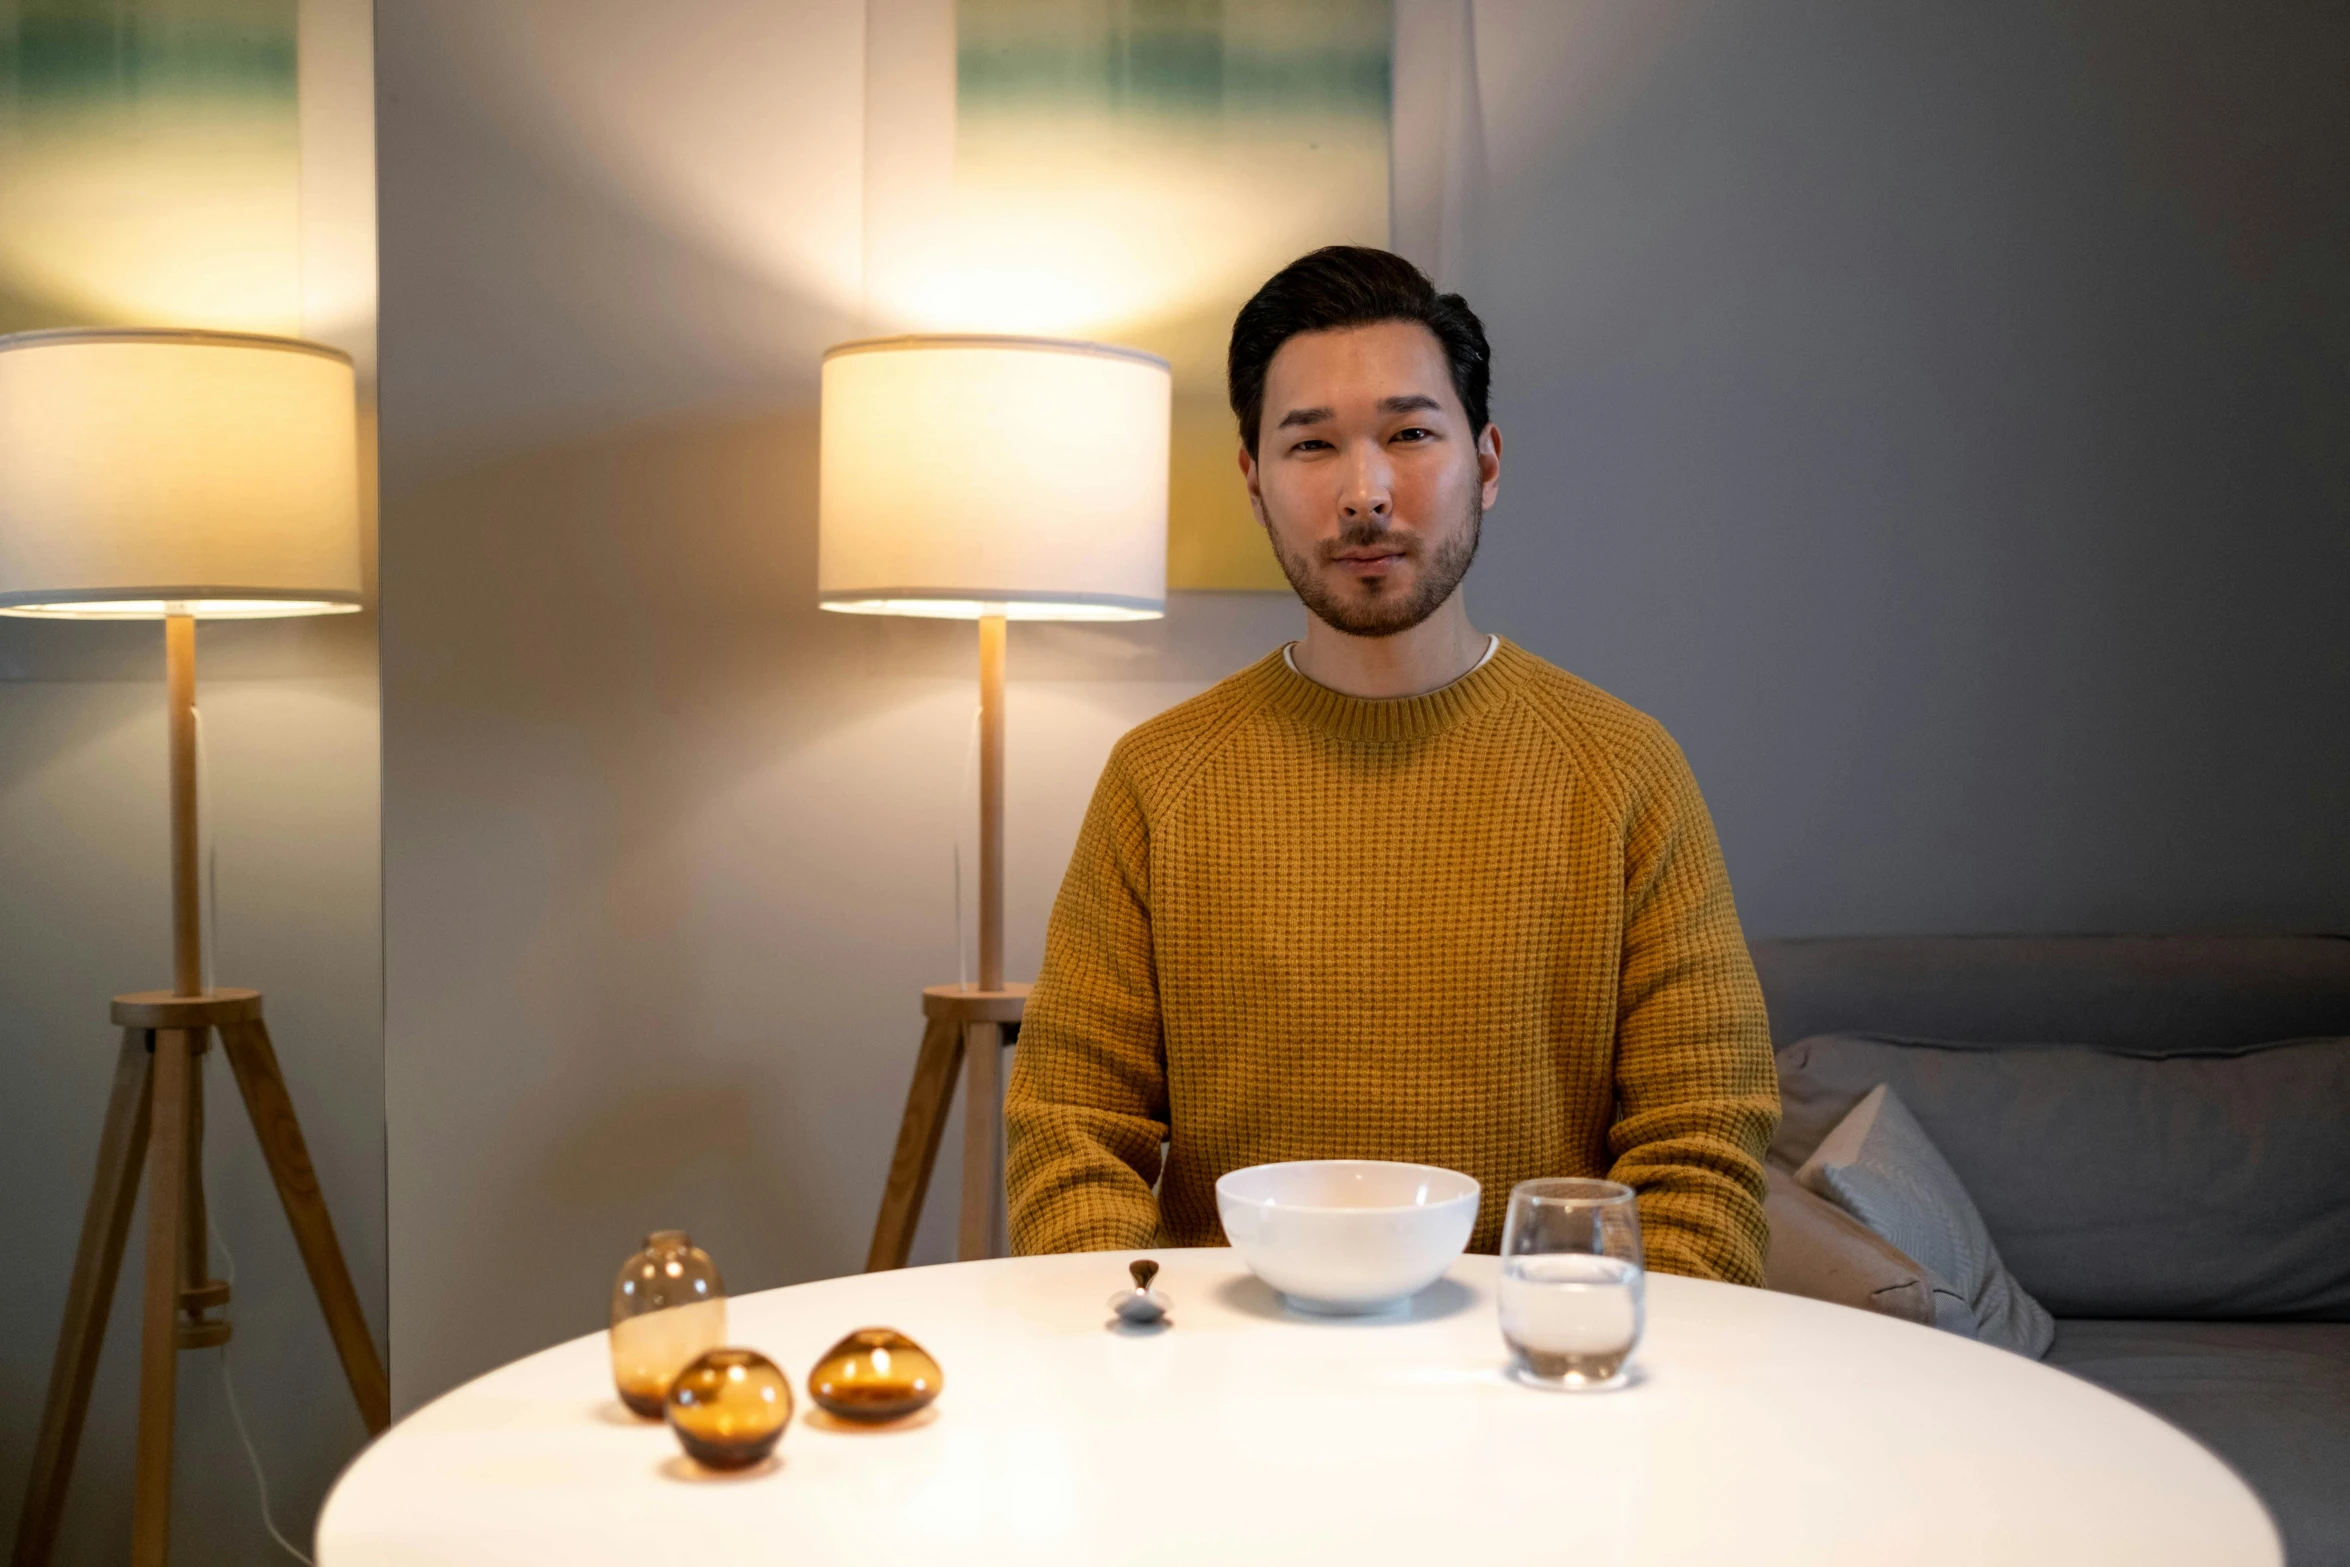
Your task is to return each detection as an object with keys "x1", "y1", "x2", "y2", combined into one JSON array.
[
  {"x1": 1459, "y1": 0, "x2": 2350, "y2": 938},
  {"x1": 376, "y1": 0, "x2": 2349, "y2": 1415}
]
